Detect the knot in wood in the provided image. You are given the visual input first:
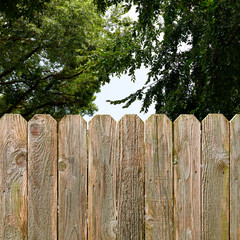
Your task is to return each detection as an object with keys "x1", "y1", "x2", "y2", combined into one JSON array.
[
  {"x1": 15, "y1": 151, "x2": 27, "y2": 168},
  {"x1": 30, "y1": 123, "x2": 41, "y2": 137},
  {"x1": 146, "y1": 215, "x2": 154, "y2": 228},
  {"x1": 104, "y1": 220, "x2": 117, "y2": 239},
  {"x1": 58, "y1": 161, "x2": 67, "y2": 171}
]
